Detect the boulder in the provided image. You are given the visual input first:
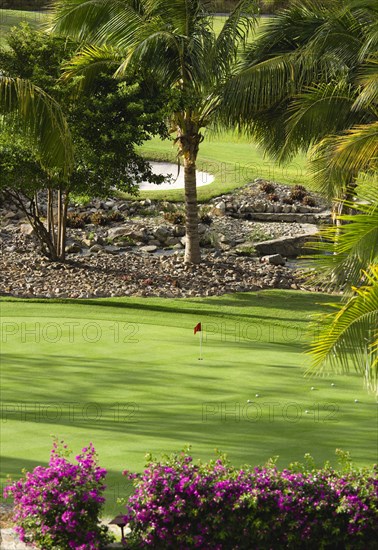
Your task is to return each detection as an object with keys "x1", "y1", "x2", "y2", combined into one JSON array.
[
  {"x1": 140, "y1": 245, "x2": 158, "y2": 253},
  {"x1": 261, "y1": 254, "x2": 286, "y2": 266},
  {"x1": 154, "y1": 226, "x2": 171, "y2": 242},
  {"x1": 20, "y1": 223, "x2": 34, "y2": 235}
]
